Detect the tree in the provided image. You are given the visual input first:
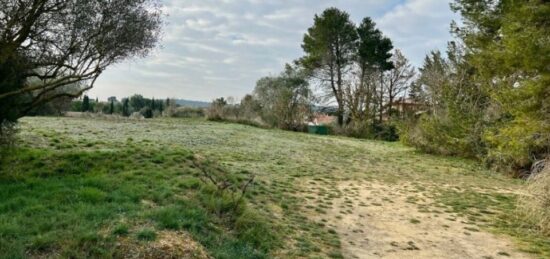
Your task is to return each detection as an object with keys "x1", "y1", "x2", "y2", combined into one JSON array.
[
  {"x1": 344, "y1": 17, "x2": 394, "y2": 125},
  {"x1": 0, "y1": 0, "x2": 162, "y2": 125},
  {"x1": 451, "y1": 0, "x2": 550, "y2": 171},
  {"x1": 240, "y1": 94, "x2": 261, "y2": 120},
  {"x1": 254, "y1": 64, "x2": 311, "y2": 130},
  {"x1": 82, "y1": 95, "x2": 90, "y2": 112},
  {"x1": 385, "y1": 49, "x2": 415, "y2": 117},
  {"x1": 142, "y1": 107, "x2": 153, "y2": 119},
  {"x1": 207, "y1": 97, "x2": 228, "y2": 120},
  {"x1": 301, "y1": 8, "x2": 358, "y2": 125},
  {"x1": 129, "y1": 94, "x2": 146, "y2": 111},
  {"x1": 109, "y1": 100, "x2": 114, "y2": 115},
  {"x1": 122, "y1": 98, "x2": 130, "y2": 117}
]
